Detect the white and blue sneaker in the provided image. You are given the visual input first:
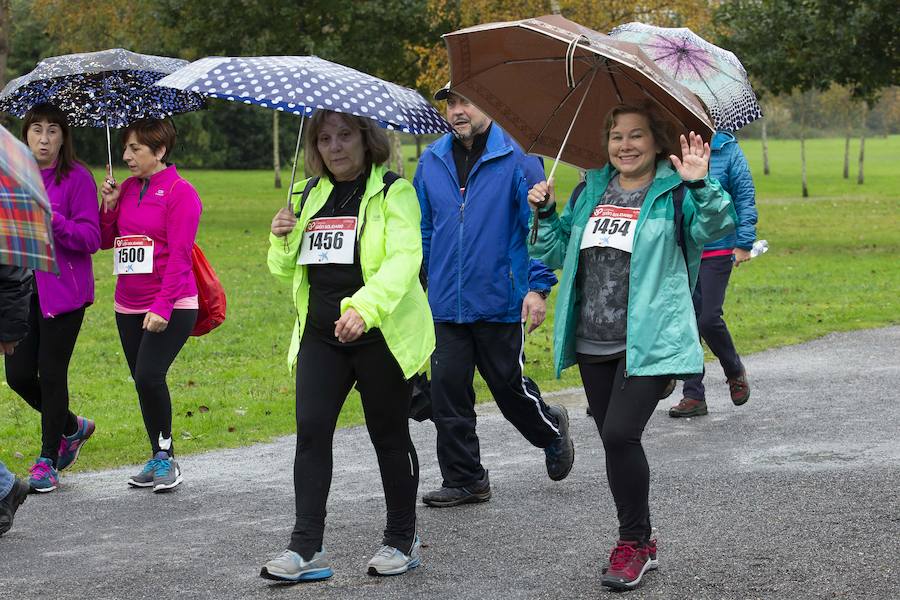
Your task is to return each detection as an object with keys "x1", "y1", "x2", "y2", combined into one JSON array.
[
  {"x1": 367, "y1": 535, "x2": 421, "y2": 576},
  {"x1": 260, "y1": 547, "x2": 333, "y2": 582}
]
